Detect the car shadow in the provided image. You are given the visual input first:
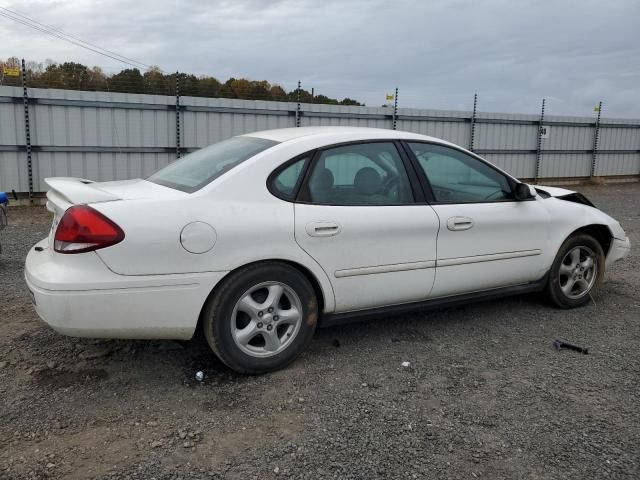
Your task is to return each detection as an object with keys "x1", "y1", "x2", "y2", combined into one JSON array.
[{"x1": 17, "y1": 291, "x2": 553, "y2": 387}]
